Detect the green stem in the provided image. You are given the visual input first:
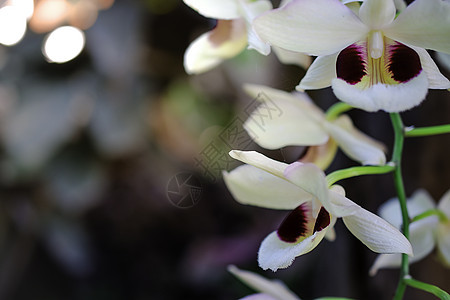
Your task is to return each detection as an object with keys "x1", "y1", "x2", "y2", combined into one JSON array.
[
  {"x1": 405, "y1": 124, "x2": 450, "y2": 137},
  {"x1": 391, "y1": 113, "x2": 410, "y2": 300},
  {"x1": 404, "y1": 278, "x2": 450, "y2": 300},
  {"x1": 325, "y1": 102, "x2": 353, "y2": 121},
  {"x1": 411, "y1": 209, "x2": 449, "y2": 223},
  {"x1": 326, "y1": 165, "x2": 395, "y2": 187}
]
